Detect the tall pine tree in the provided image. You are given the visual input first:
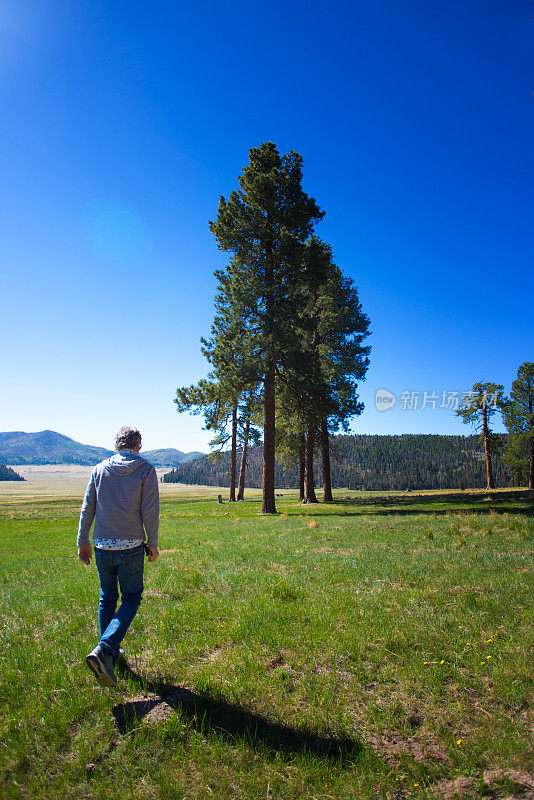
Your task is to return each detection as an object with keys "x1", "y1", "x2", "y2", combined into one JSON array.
[
  {"x1": 456, "y1": 381, "x2": 504, "y2": 489},
  {"x1": 281, "y1": 237, "x2": 370, "y2": 502},
  {"x1": 209, "y1": 143, "x2": 324, "y2": 513},
  {"x1": 502, "y1": 362, "x2": 534, "y2": 489}
]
